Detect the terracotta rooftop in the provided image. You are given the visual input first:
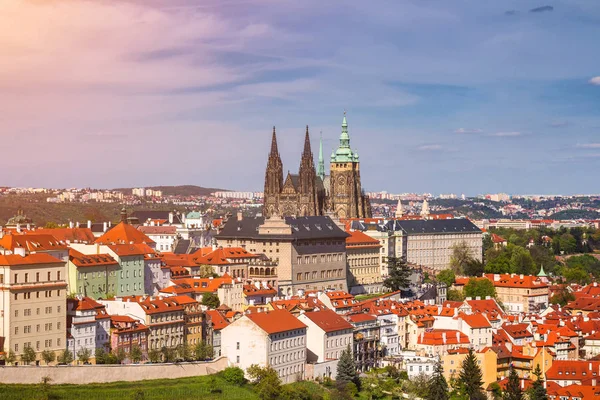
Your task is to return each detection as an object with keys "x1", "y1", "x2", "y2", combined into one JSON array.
[
  {"x1": 245, "y1": 309, "x2": 307, "y2": 334},
  {"x1": 301, "y1": 309, "x2": 353, "y2": 333},
  {"x1": 95, "y1": 221, "x2": 155, "y2": 245}
]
